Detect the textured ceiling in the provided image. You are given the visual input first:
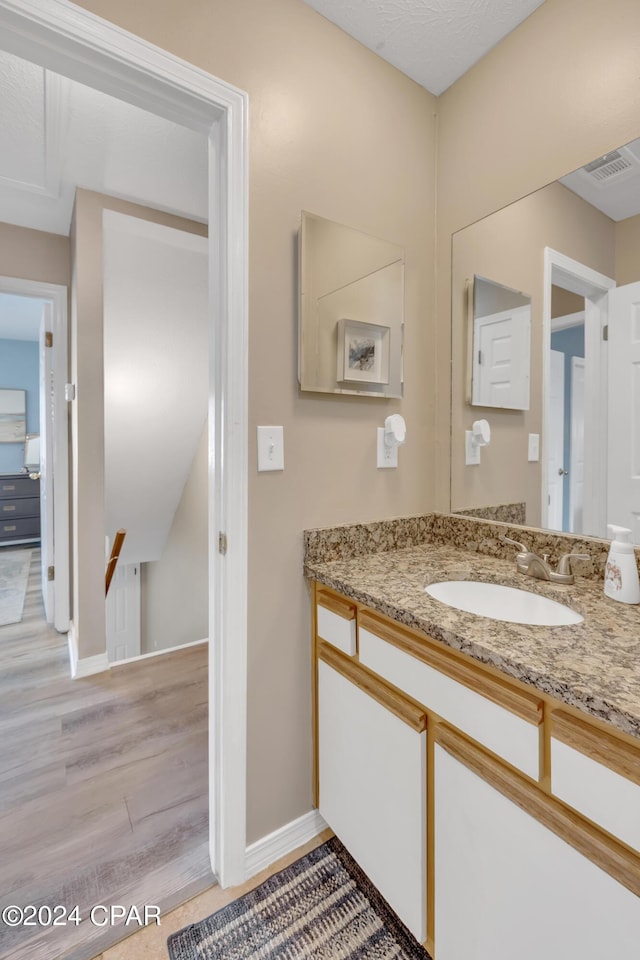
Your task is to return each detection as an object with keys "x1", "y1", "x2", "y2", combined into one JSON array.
[{"x1": 302, "y1": 0, "x2": 547, "y2": 95}]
